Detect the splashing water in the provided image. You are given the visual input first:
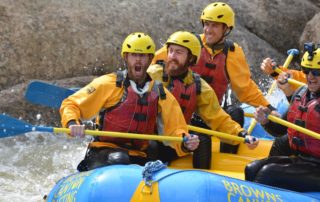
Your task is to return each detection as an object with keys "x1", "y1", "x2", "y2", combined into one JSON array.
[{"x1": 0, "y1": 132, "x2": 89, "y2": 202}]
